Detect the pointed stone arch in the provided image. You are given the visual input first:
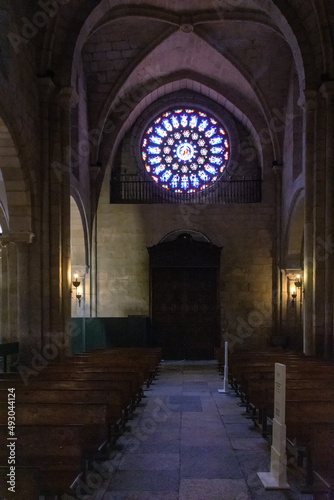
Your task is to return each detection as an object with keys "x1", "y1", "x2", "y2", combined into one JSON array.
[
  {"x1": 284, "y1": 189, "x2": 304, "y2": 269},
  {"x1": 70, "y1": 193, "x2": 90, "y2": 317},
  {"x1": 0, "y1": 114, "x2": 33, "y2": 357},
  {"x1": 0, "y1": 116, "x2": 32, "y2": 237}
]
